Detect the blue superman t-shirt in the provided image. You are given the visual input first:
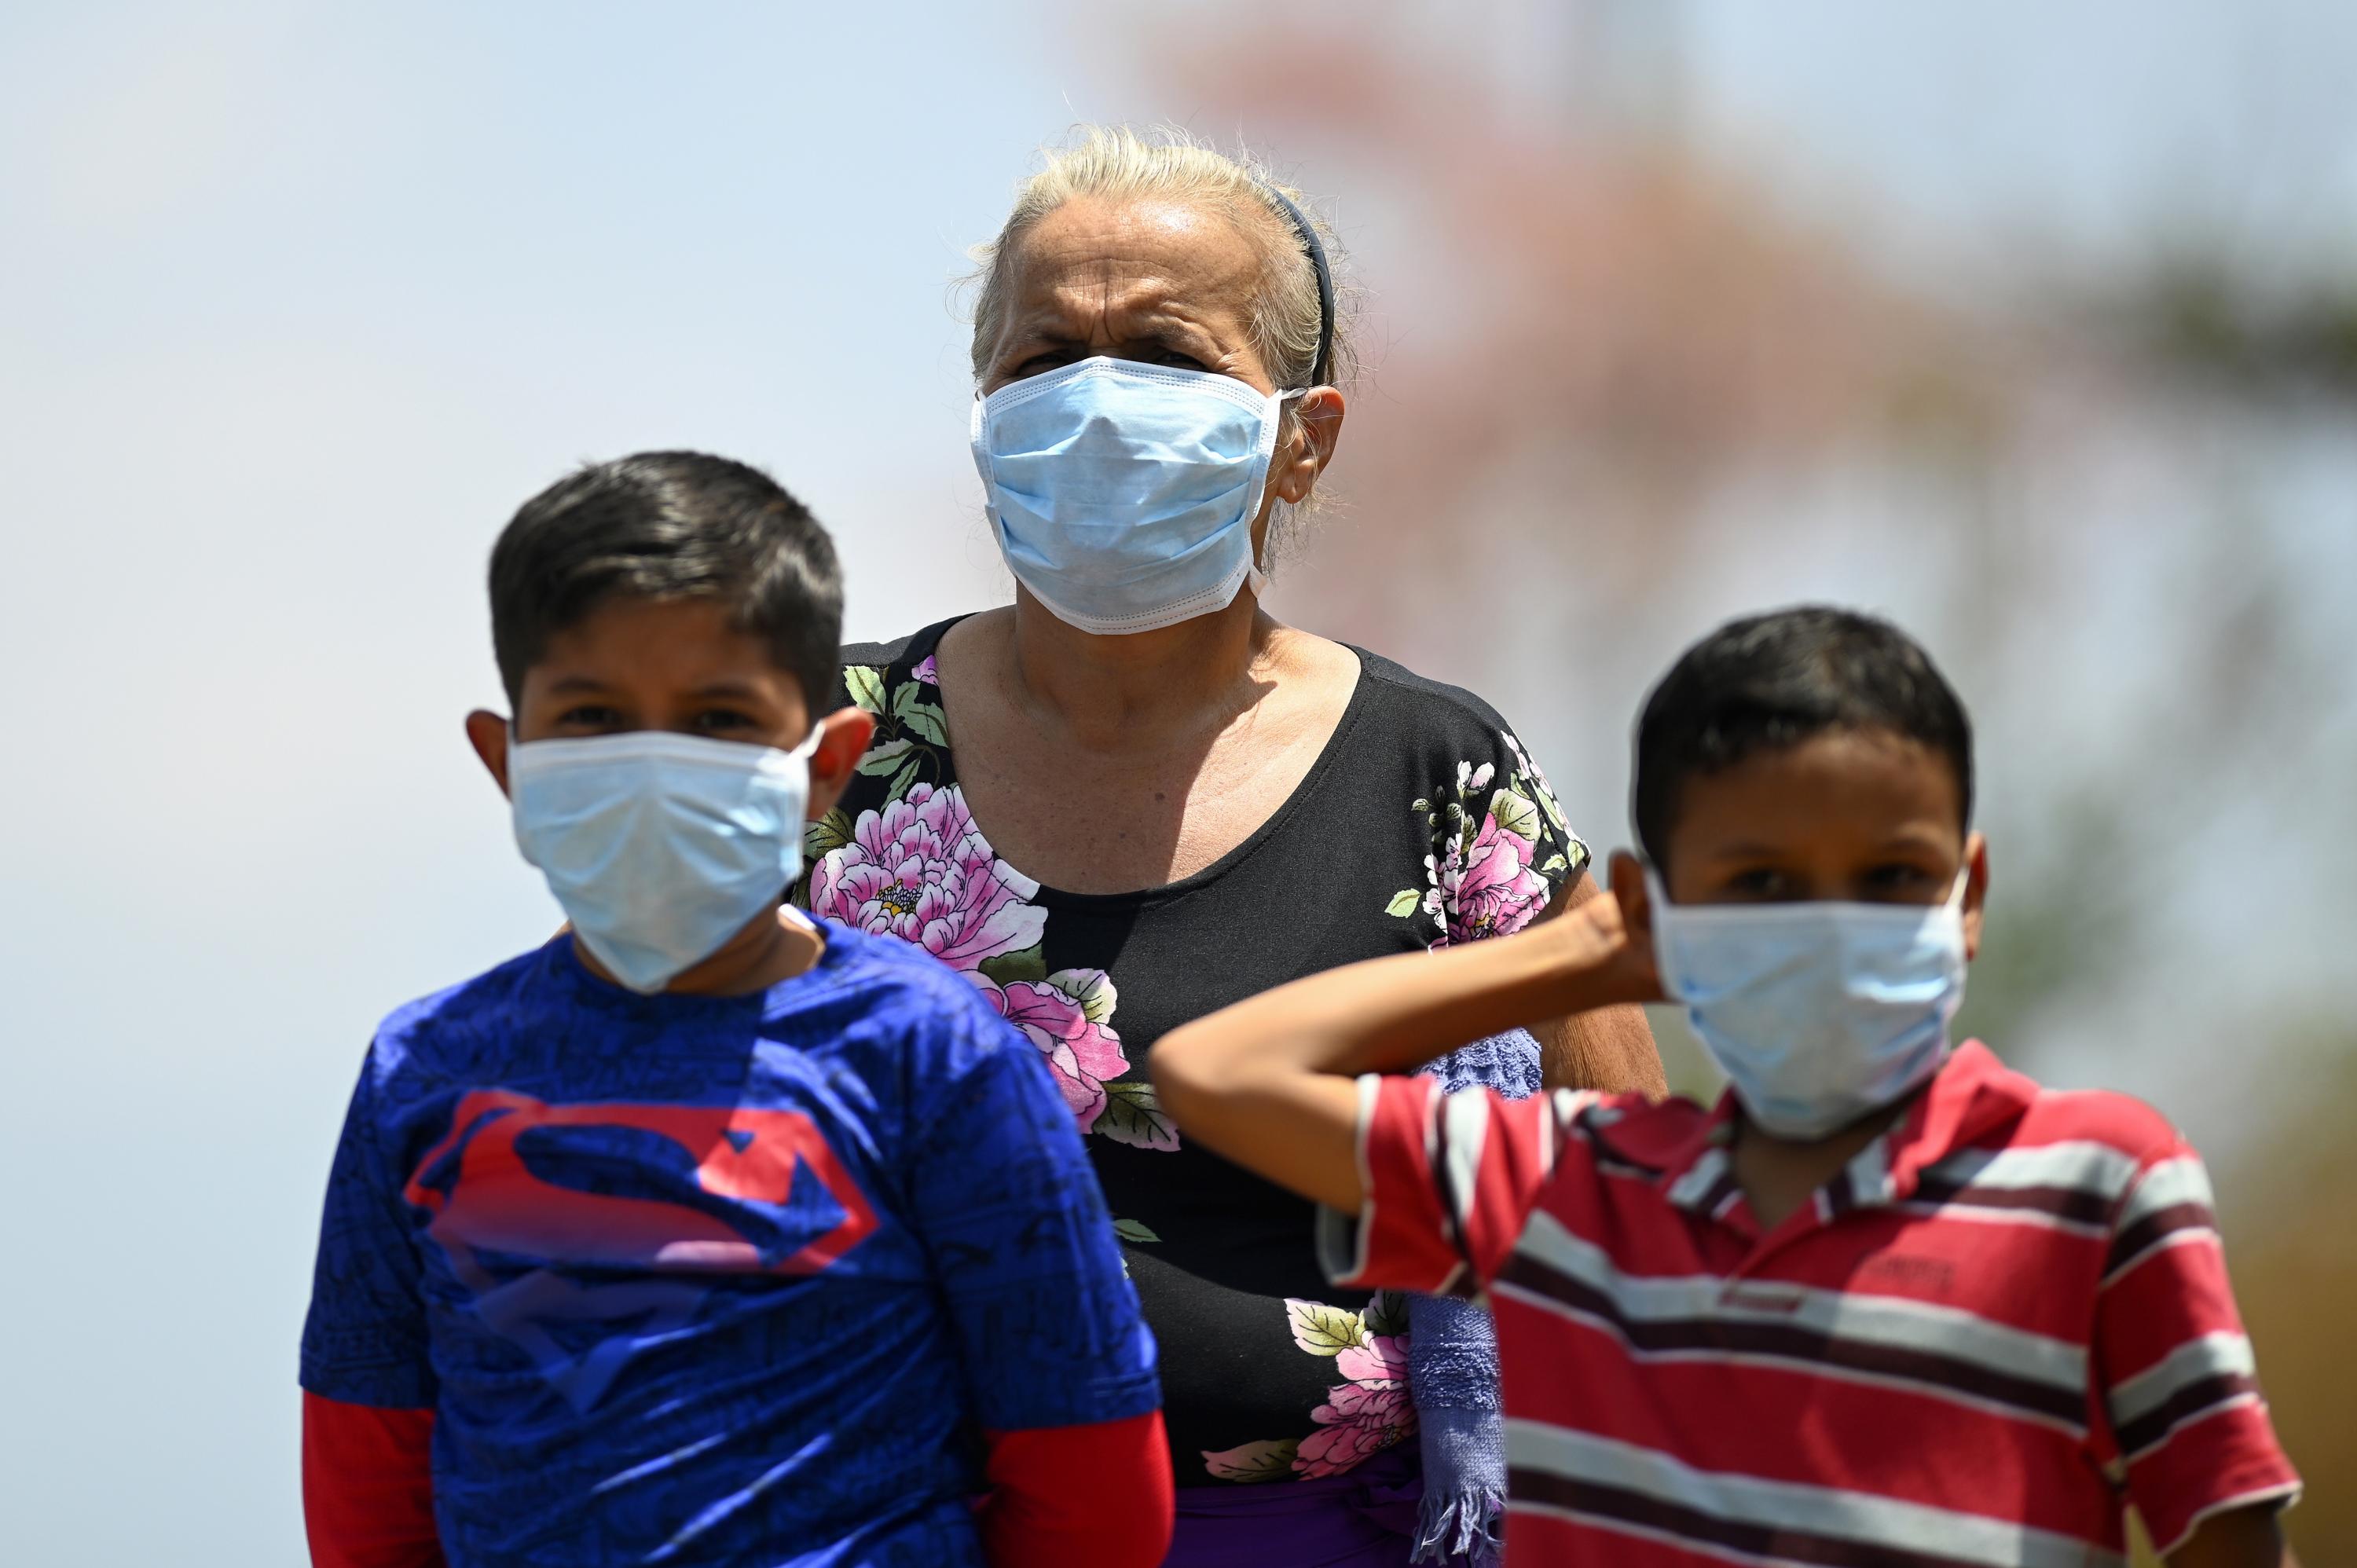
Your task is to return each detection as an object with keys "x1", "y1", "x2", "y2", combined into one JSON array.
[{"x1": 301, "y1": 923, "x2": 1159, "y2": 1567}]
